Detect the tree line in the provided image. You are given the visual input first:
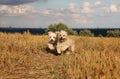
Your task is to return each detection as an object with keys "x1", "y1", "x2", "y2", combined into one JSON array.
[{"x1": 46, "y1": 23, "x2": 120, "y2": 37}]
